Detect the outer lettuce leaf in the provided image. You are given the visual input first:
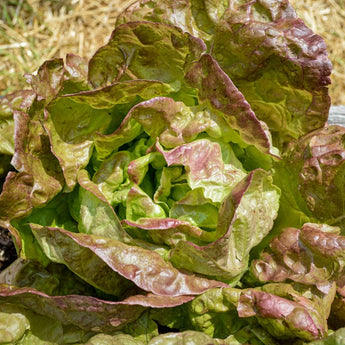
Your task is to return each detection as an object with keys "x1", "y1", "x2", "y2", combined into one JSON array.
[
  {"x1": 116, "y1": 0, "x2": 213, "y2": 42},
  {"x1": 0, "y1": 91, "x2": 35, "y2": 162},
  {"x1": 123, "y1": 217, "x2": 207, "y2": 247},
  {"x1": 250, "y1": 223, "x2": 345, "y2": 293},
  {"x1": 184, "y1": 54, "x2": 278, "y2": 157},
  {"x1": 275, "y1": 125, "x2": 345, "y2": 229},
  {"x1": 170, "y1": 169, "x2": 280, "y2": 281},
  {"x1": 305, "y1": 328, "x2": 345, "y2": 345},
  {"x1": 237, "y1": 283, "x2": 335, "y2": 341},
  {"x1": 0, "y1": 285, "x2": 141, "y2": 334},
  {"x1": 88, "y1": 21, "x2": 277, "y2": 158},
  {"x1": 30, "y1": 225, "x2": 228, "y2": 296},
  {"x1": 117, "y1": 0, "x2": 332, "y2": 149},
  {"x1": 25, "y1": 55, "x2": 91, "y2": 100},
  {"x1": 88, "y1": 21, "x2": 206, "y2": 91},
  {"x1": 0, "y1": 285, "x2": 194, "y2": 334},
  {"x1": 0, "y1": 106, "x2": 64, "y2": 229},
  {"x1": 29, "y1": 224, "x2": 137, "y2": 297},
  {"x1": 212, "y1": 3, "x2": 331, "y2": 148},
  {"x1": 25, "y1": 58, "x2": 65, "y2": 102},
  {"x1": 0, "y1": 55, "x2": 91, "y2": 227}
]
